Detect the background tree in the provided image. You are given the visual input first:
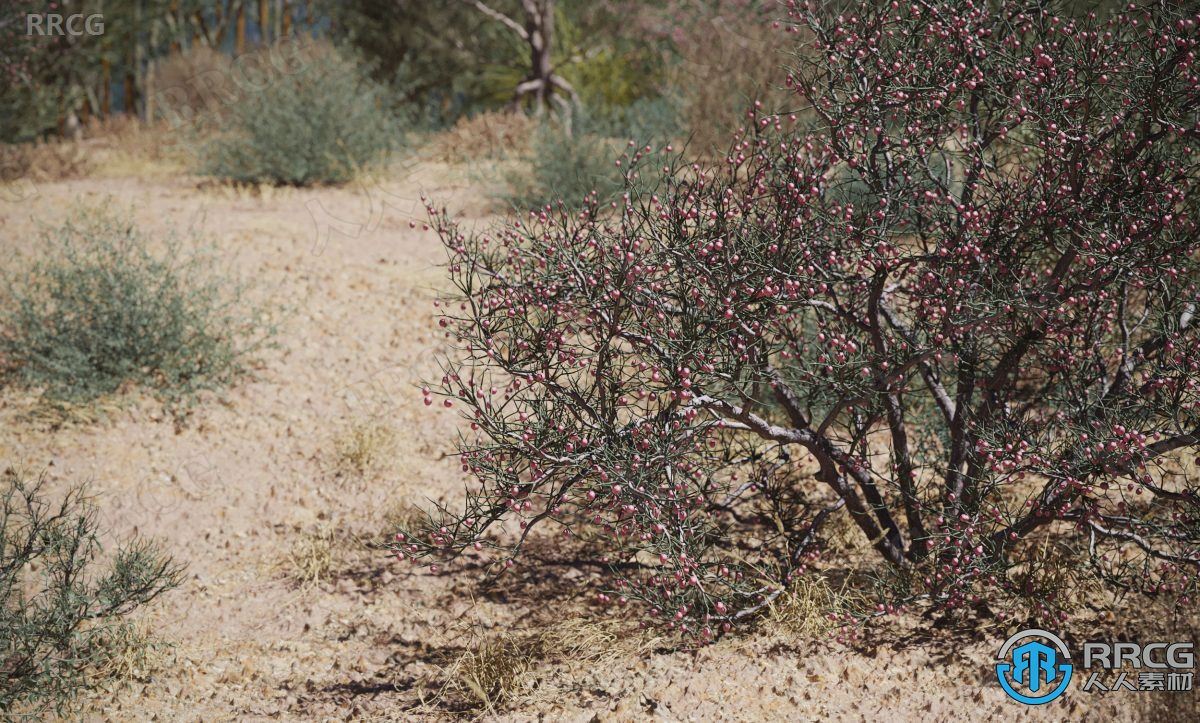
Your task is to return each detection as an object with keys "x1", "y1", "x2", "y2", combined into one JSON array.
[
  {"x1": 319, "y1": 0, "x2": 514, "y2": 124},
  {"x1": 461, "y1": 0, "x2": 577, "y2": 115},
  {"x1": 259, "y1": 0, "x2": 271, "y2": 44},
  {"x1": 0, "y1": 0, "x2": 316, "y2": 141},
  {"x1": 0, "y1": 0, "x2": 107, "y2": 140},
  {"x1": 321, "y1": 0, "x2": 653, "y2": 126}
]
